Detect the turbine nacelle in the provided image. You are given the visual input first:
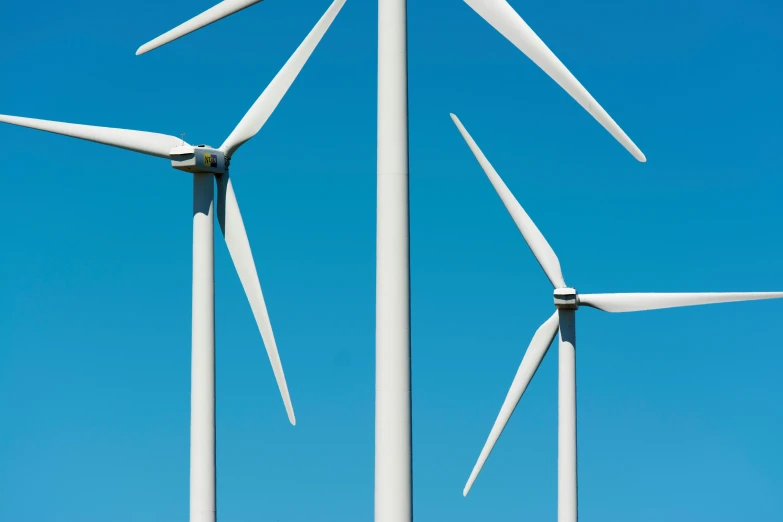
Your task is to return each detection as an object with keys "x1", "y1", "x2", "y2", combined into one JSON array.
[
  {"x1": 170, "y1": 145, "x2": 227, "y2": 175},
  {"x1": 553, "y1": 287, "x2": 578, "y2": 310}
]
